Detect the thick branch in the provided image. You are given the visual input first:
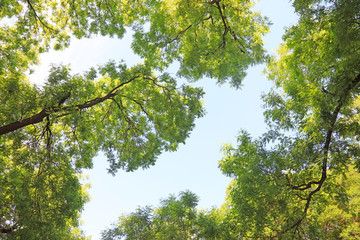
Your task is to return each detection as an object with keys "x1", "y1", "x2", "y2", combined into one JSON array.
[
  {"x1": 0, "y1": 225, "x2": 17, "y2": 233},
  {"x1": 301, "y1": 73, "x2": 360, "y2": 212},
  {"x1": 0, "y1": 76, "x2": 139, "y2": 136},
  {"x1": 279, "y1": 73, "x2": 360, "y2": 238},
  {"x1": 287, "y1": 178, "x2": 321, "y2": 191},
  {"x1": 0, "y1": 109, "x2": 47, "y2": 136},
  {"x1": 208, "y1": 0, "x2": 221, "y2": 4}
]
